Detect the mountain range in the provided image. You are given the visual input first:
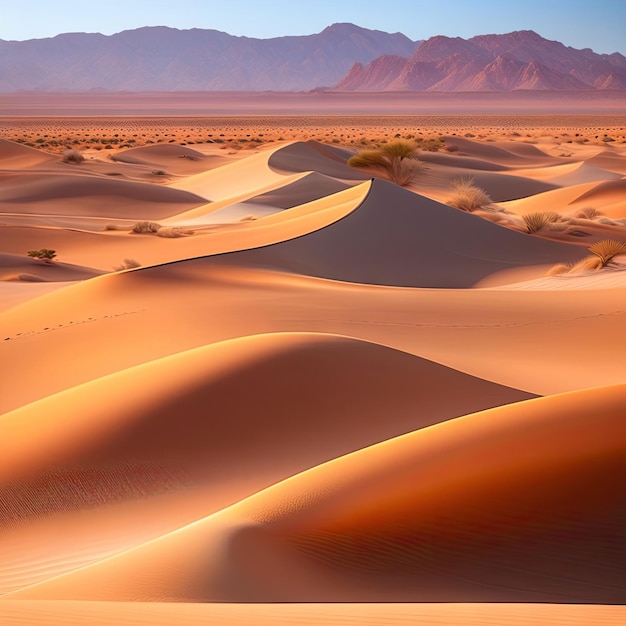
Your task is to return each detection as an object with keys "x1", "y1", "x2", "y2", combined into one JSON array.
[
  {"x1": 0, "y1": 23, "x2": 416, "y2": 92},
  {"x1": 336, "y1": 30, "x2": 626, "y2": 91},
  {"x1": 1, "y1": 24, "x2": 624, "y2": 93}
]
